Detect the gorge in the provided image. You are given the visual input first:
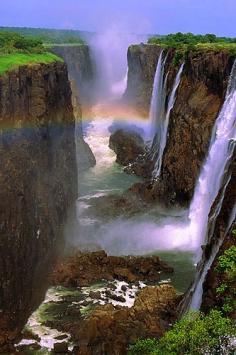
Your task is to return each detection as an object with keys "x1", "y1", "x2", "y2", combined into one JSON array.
[{"x1": 0, "y1": 28, "x2": 235, "y2": 354}]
